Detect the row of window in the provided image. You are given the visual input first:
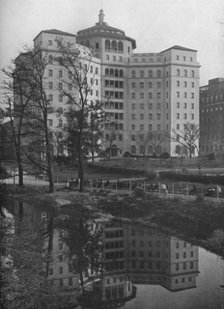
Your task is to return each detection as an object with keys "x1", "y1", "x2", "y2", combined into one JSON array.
[
  {"x1": 131, "y1": 92, "x2": 165, "y2": 99},
  {"x1": 105, "y1": 251, "x2": 124, "y2": 259},
  {"x1": 105, "y1": 40, "x2": 124, "y2": 52},
  {"x1": 105, "y1": 91, "x2": 124, "y2": 99},
  {"x1": 176, "y1": 91, "x2": 195, "y2": 99},
  {"x1": 105, "y1": 112, "x2": 124, "y2": 120},
  {"x1": 130, "y1": 124, "x2": 163, "y2": 131},
  {"x1": 104, "y1": 102, "x2": 124, "y2": 109},
  {"x1": 49, "y1": 264, "x2": 73, "y2": 276},
  {"x1": 105, "y1": 68, "x2": 123, "y2": 77},
  {"x1": 105, "y1": 230, "x2": 124, "y2": 238},
  {"x1": 104, "y1": 123, "x2": 124, "y2": 130},
  {"x1": 201, "y1": 106, "x2": 223, "y2": 112},
  {"x1": 200, "y1": 93, "x2": 223, "y2": 103},
  {"x1": 131, "y1": 113, "x2": 164, "y2": 121},
  {"x1": 105, "y1": 80, "x2": 123, "y2": 88},
  {"x1": 48, "y1": 65, "x2": 99, "y2": 77},
  {"x1": 105, "y1": 133, "x2": 123, "y2": 142},
  {"x1": 175, "y1": 261, "x2": 194, "y2": 271},
  {"x1": 132, "y1": 55, "x2": 194, "y2": 63},
  {"x1": 131, "y1": 102, "x2": 169, "y2": 110},
  {"x1": 177, "y1": 102, "x2": 195, "y2": 109},
  {"x1": 176, "y1": 113, "x2": 195, "y2": 120},
  {"x1": 106, "y1": 54, "x2": 123, "y2": 62},
  {"x1": 131, "y1": 69, "x2": 195, "y2": 78}
]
